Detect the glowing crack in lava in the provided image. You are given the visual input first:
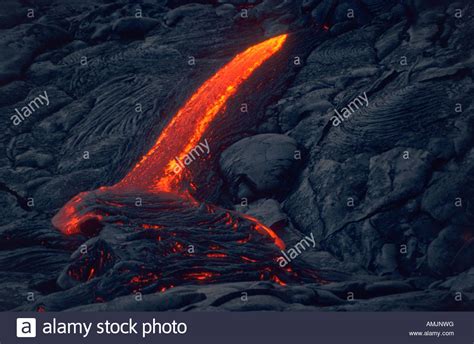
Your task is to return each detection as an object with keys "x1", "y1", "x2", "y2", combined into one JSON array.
[{"x1": 53, "y1": 34, "x2": 288, "y2": 253}]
